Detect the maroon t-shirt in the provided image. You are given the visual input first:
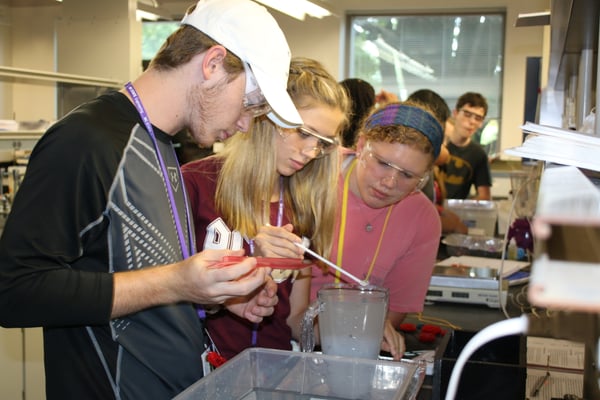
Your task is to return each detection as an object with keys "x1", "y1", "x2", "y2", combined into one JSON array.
[{"x1": 181, "y1": 156, "x2": 294, "y2": 360}]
